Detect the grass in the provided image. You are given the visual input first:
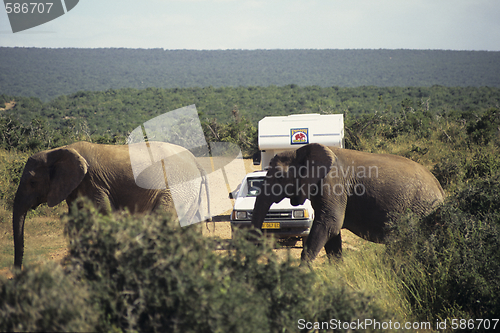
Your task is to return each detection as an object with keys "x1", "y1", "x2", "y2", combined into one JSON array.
[
  {"x1": 0, "y1": 203, "x2": 67, "y2": 270},
  {"x1": 313, "y1": 239, "x2": 412, "y2": 324}
]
